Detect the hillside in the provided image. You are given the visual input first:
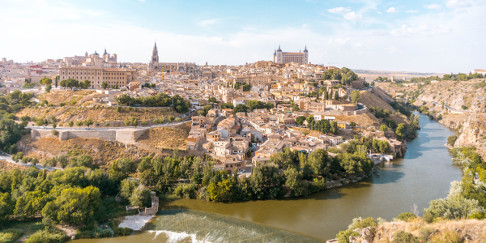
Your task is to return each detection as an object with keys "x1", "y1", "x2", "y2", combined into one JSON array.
[
  {"x1": 349, "y1": 218, "x2": 486, "y2": 243},
  {"x1": 17, "y1": 137, "x2": 155, "y2": 166},
  {"x1": 412, "y1": 79, "x2": 486, "y2": 159},
  {"x1": 17, "y1": 106, "x2": 177, "y2": 126},
  {"x1": 137, "y1": 121, "x2": 191, "y2": 151}
]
